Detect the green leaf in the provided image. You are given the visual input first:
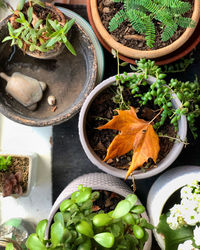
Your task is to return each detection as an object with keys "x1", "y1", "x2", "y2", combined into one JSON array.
[
  {"x1": 112, "y1": 200, "x2": 132, "y2": 219},
  {"x1": 93, "y1": 213, "x2": 112, "y2": 227},
  {"x1": 29, "y1": 44, "x2": 36, "y2": 51},
  {"x1": 50, "y1": 221, "x2": 65, "y2": 247},
  {"x1": 5, "y1": 218, "x2": 21, "y2": 228},
  {"x1": 94, "y1": 232, "x2": 115, "y2": 248},
  {"x1": 27, "y1": 7, "x2": 33, "y2": 24},
  {"x1": 76, "y1": 221, "x2": 94, "y2": 238},
  {"x1": 45, "y1": 36, "x2": 60, "y2": 48},
  {"x1": 17, "y1": 0, "x2": 25, "y2": 11},
  {"x1": 36, "y1": 219, "x2": 48, "y2": 243},
  {"x1": 2, "y1": 36, "x2": 13, "y2": 42},
  {"x1": 32, "y1": 0, "x2": 45, "y2": 8},
  {"x1": 77, "y1": 239, "x2": 92, "y2": 250},
  {"x1": 17, "y1": 39, "x2": 23, "y2": 48},
  {"x1": 60, "y1": 199, "x2": 74, "y2": 212},
  {"x1": 131, "y1": 205, "x2": 145, "y2": 214},
  {"x1": 125, "y1": 194, "x2": 137, "y2": 208},
  {"x1": 76, "y1": 188, "x2": 92, "y2": 204},
  {"x1": 63, "y1": 39, "x2": 76, "y2": 56},
  {"x1": 26, "y1": 233, "x2": 47, "y2": 250},
  {"x1": 8, "y1": 22, "x2": 14, "y2": 36},
  {"x1": 63, "y1": 18, "x2": 75, "y2": 34},
  {"x1": 157, "y1": 214, "x2": 194, "y2": 250},
  {"x1": 54, "y1": 212, "x2": 64, "y2": 226},
  {"x1": 48, "y1": 19, "x2": 59, "y2": 31},
  {"x1": 5, "y1": 243, "x2": 14, "y2": 250},
  {"x1": 34, "y1": 19, "x2": 43, "y2": 29}
]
